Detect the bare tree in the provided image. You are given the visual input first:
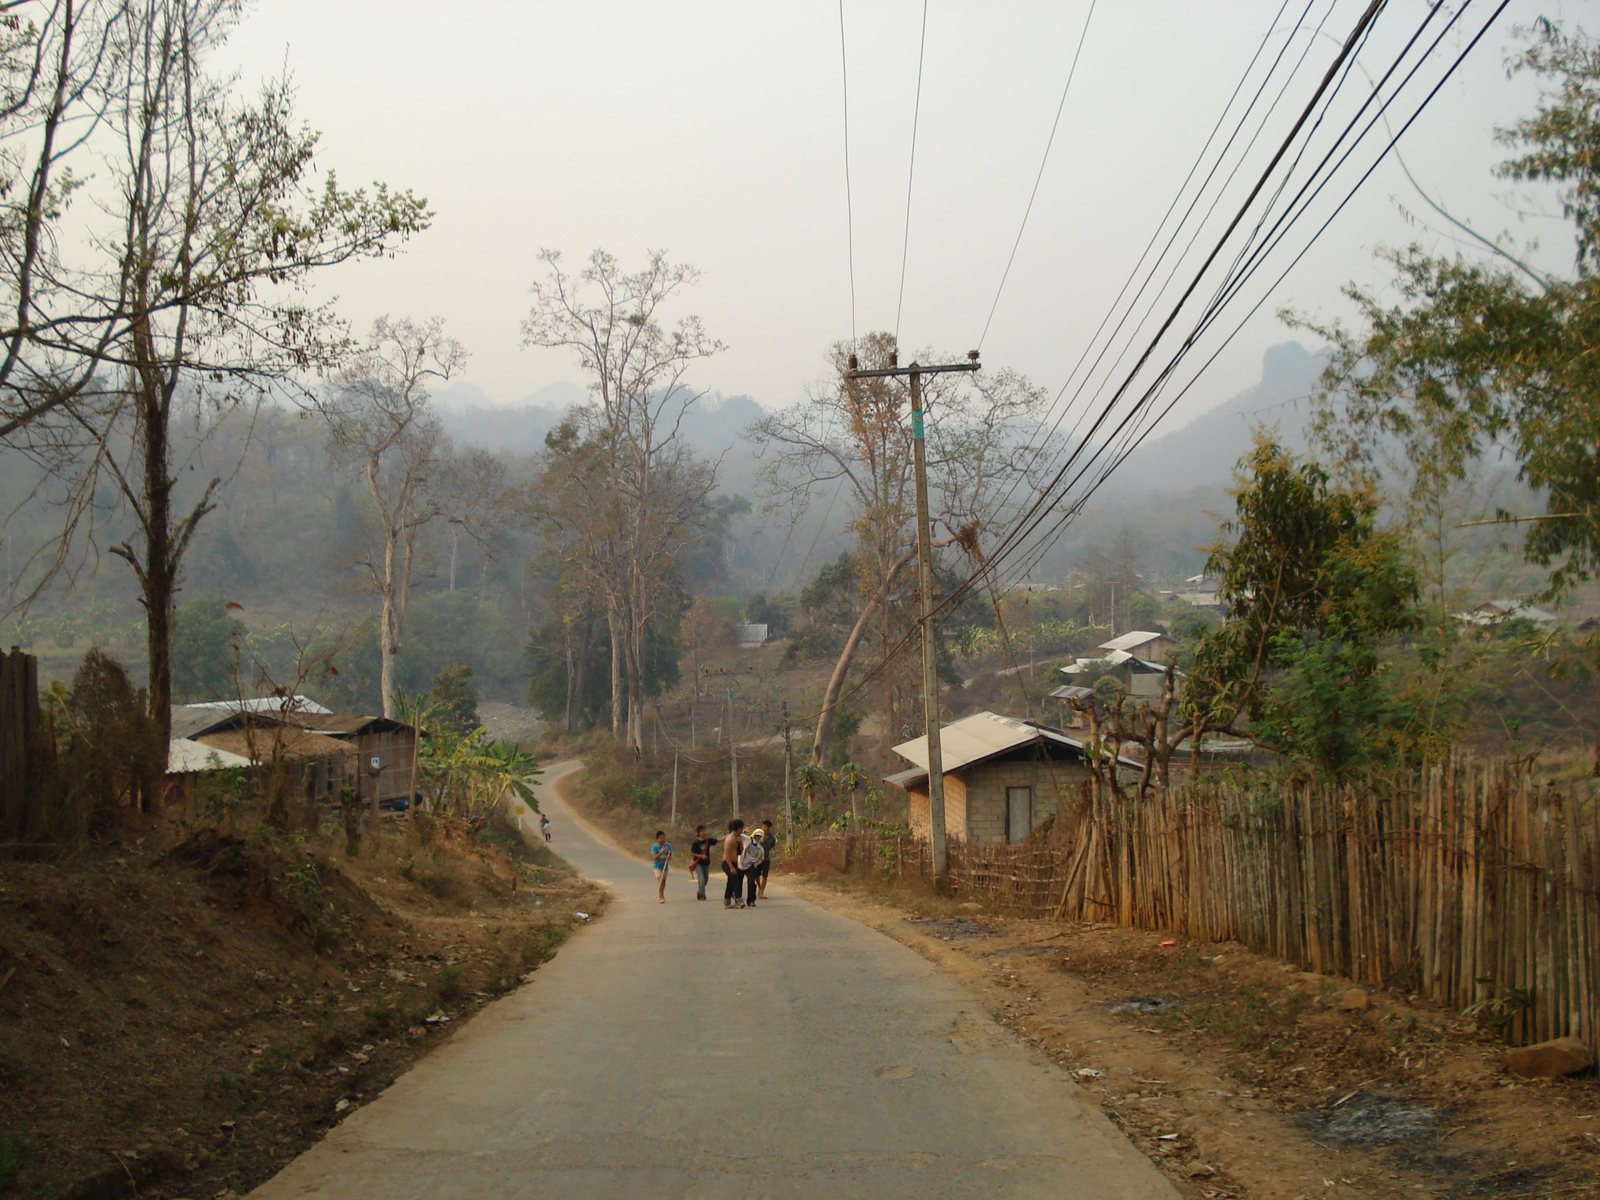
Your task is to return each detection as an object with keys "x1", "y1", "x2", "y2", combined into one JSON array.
[
  {"x1": 749, "y1": 332, "x2": 1050, "y2": 764},
  {"x1": 521, "y1": 249, "x2": 725, "y2": 751},
  {"x1": 0, "y1": 1, "x2": 428, "y2": 782},
  {"x1": 320, "y1": 316, "x2": 466, "y2": 717},
  {"x1": 436, "y1": 447, "x2": 509, "y2": 590}
]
